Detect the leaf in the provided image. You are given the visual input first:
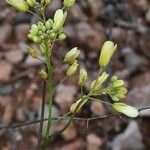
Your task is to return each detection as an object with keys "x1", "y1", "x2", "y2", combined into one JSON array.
[{"x1": 112, "y1": 102, "x2": 139, "y2": 118}]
